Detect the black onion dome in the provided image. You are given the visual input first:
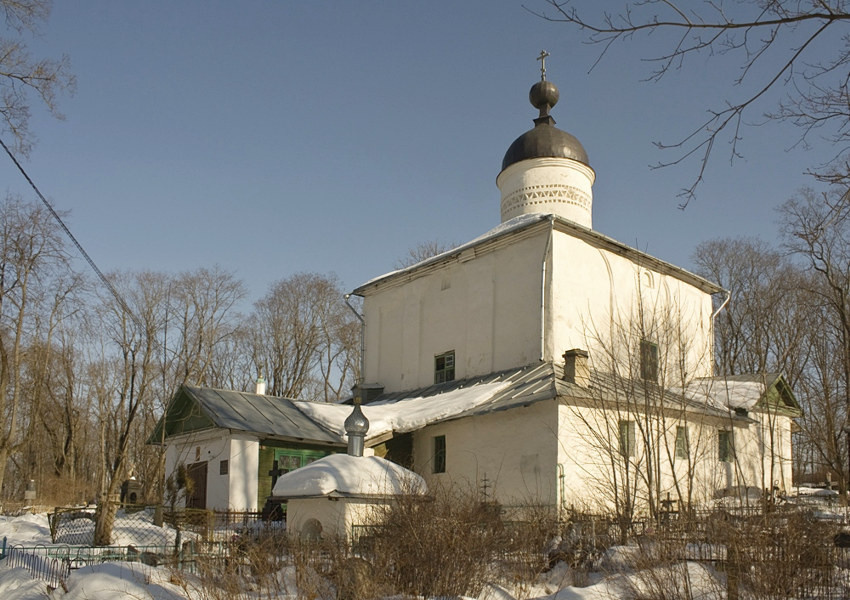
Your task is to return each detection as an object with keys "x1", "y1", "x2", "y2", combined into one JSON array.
[
  {"x1": 501, "y1": 79, "x2": 589, "y2": 171},
  {"x1": 344, "y1": 403, "x2": 369, "y2": 436}
]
